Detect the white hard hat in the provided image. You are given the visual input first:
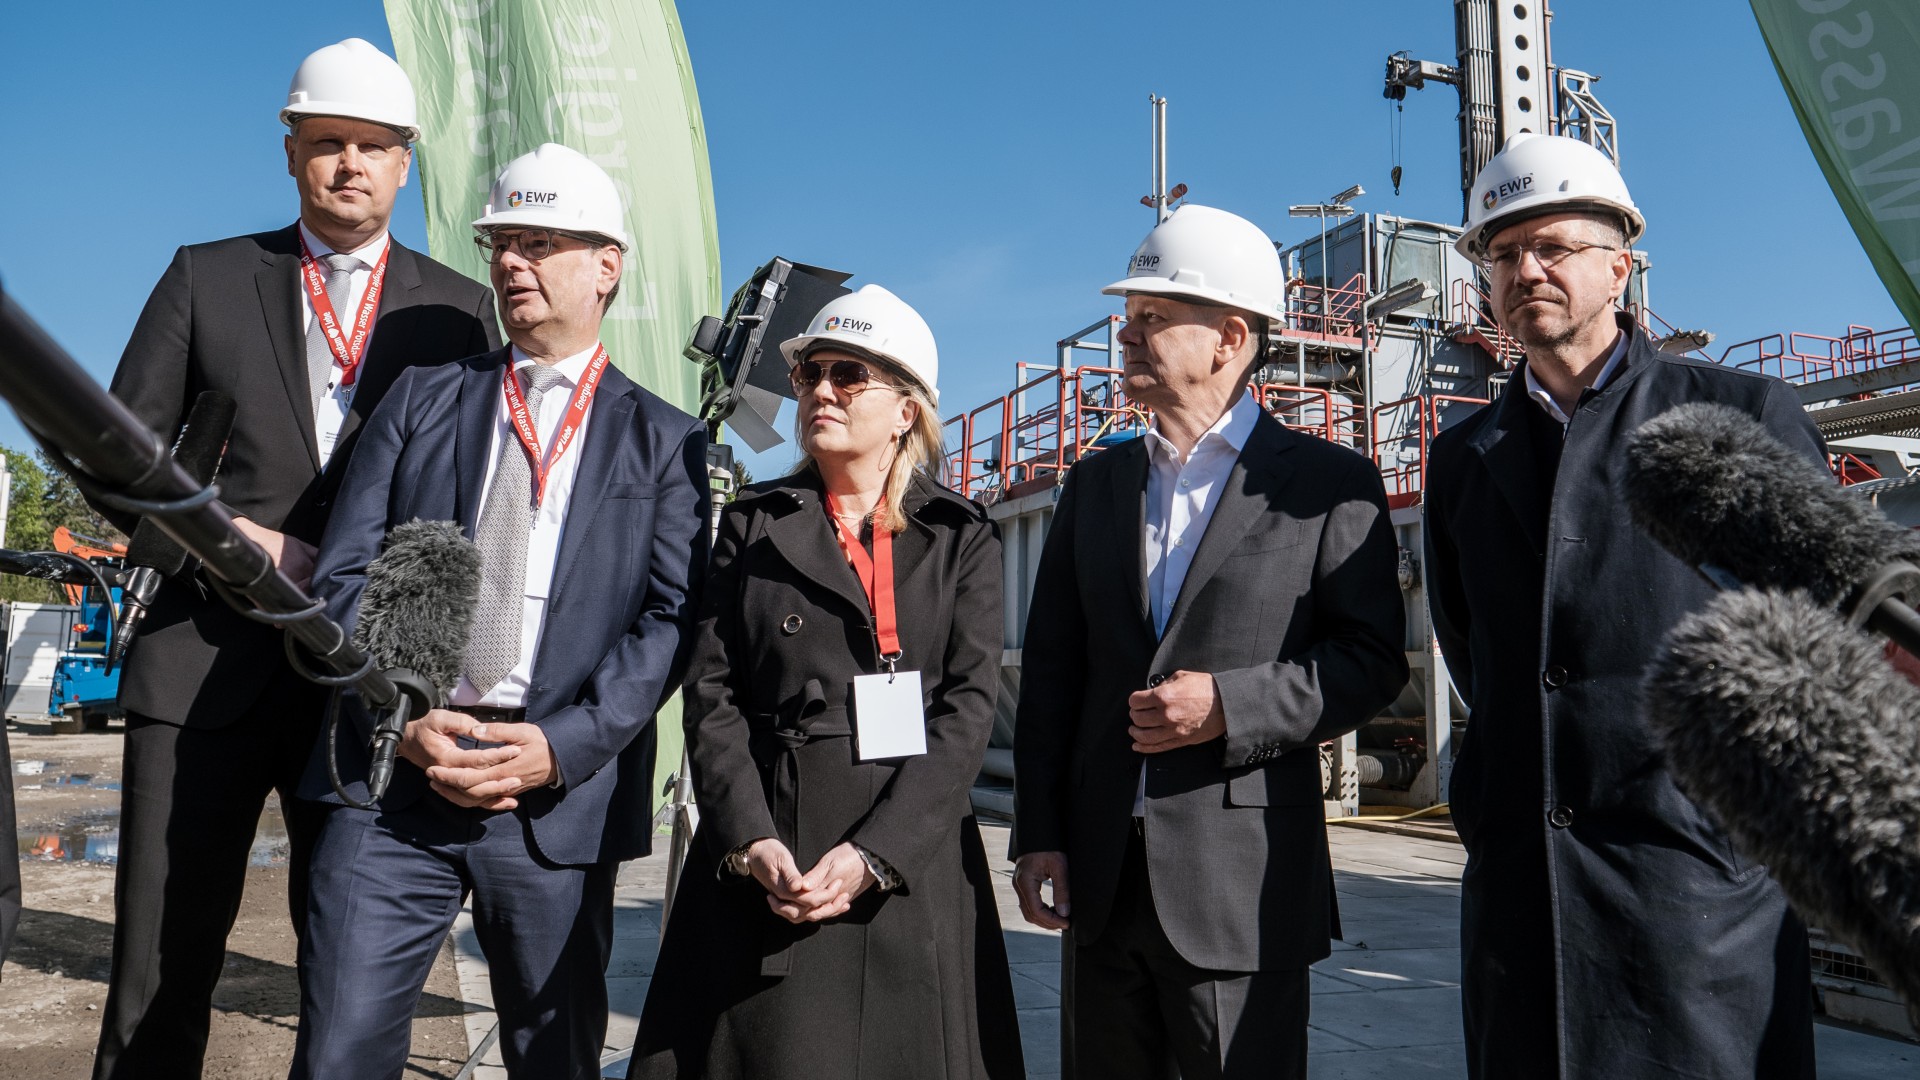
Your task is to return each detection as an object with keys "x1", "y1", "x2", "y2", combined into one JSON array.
[
  {"x1": 1457, "y1": 133, "x2": 1644, "y2": 259},
  {"x1": 472, "y1": 143, "x2": 631, "y2": 251},
  {"x1": 280, "y1": 38, "x2": 420, "y2": 144},
  {"x1": 779, "y1": 285, "x2": 940, "y2": 406},
  {"x1": 1101, "y1": 204, "x2": 1286, "y2": 319}
]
